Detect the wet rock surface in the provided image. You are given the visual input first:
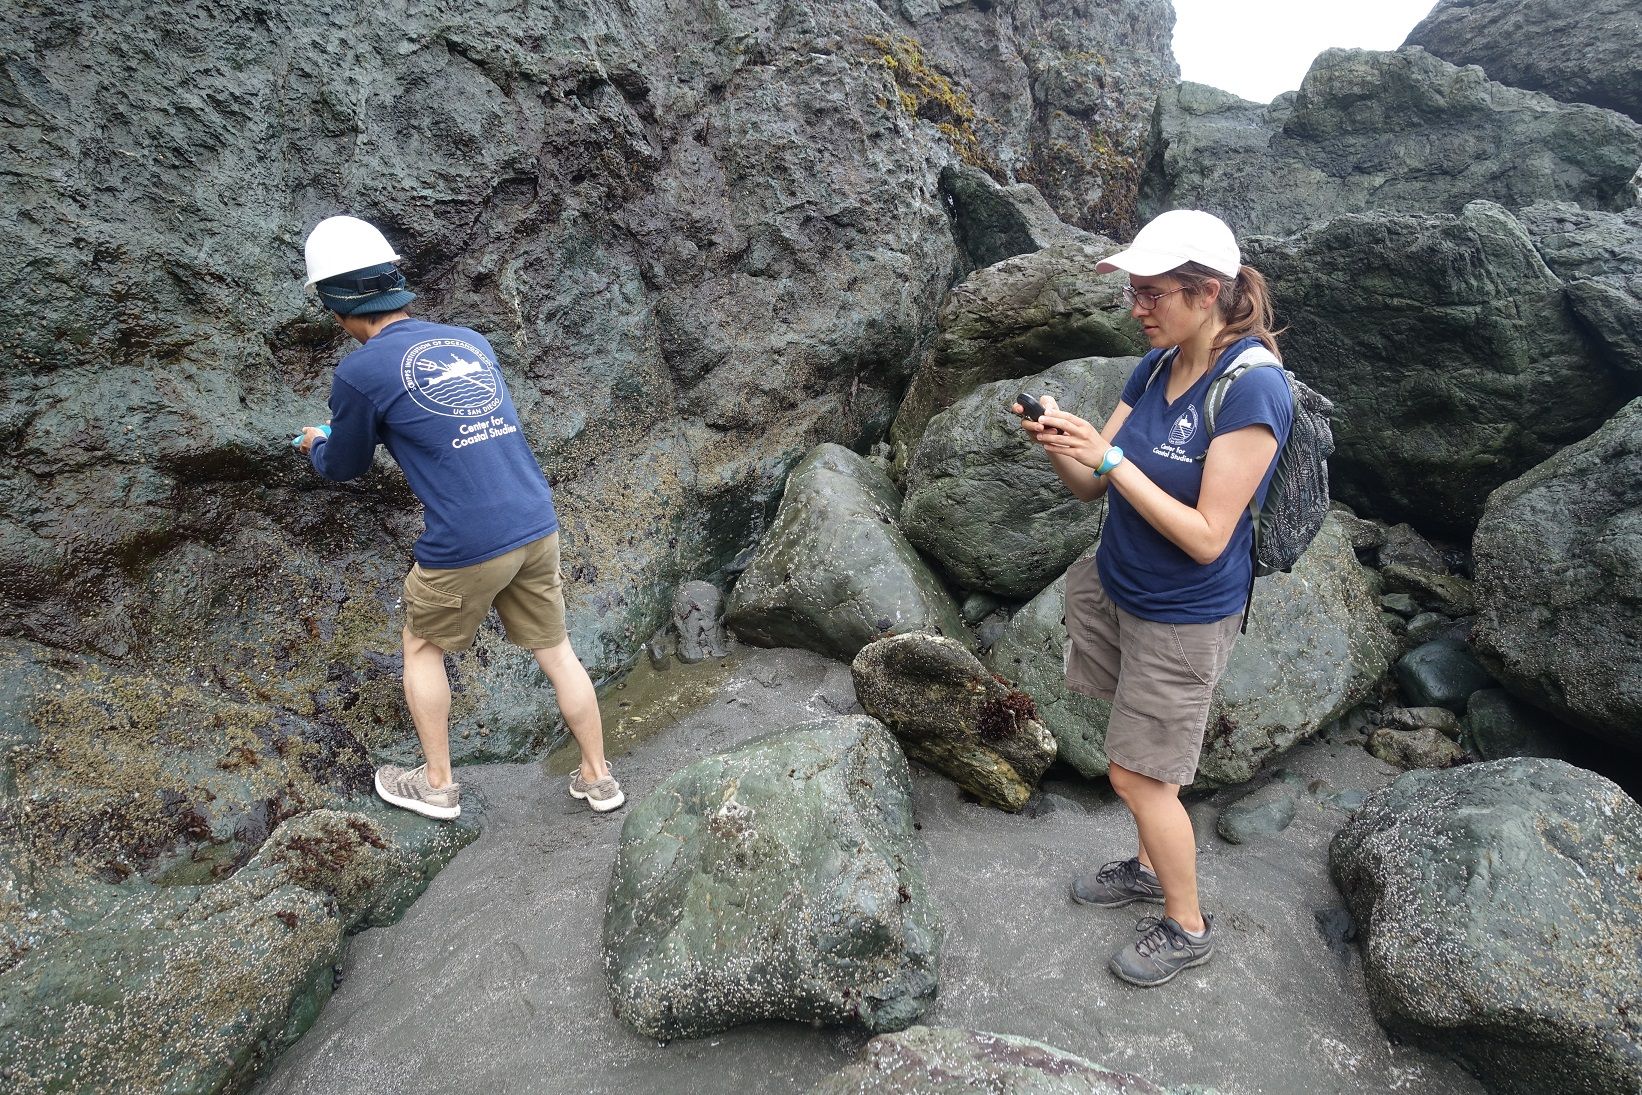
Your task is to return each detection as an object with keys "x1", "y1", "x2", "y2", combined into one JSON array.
[
  {"x1": 671, "y1": 580, "x2": 729, "y2": 664},
  {"x1": 258, "y1": 648, "x2": 1484, "y2": 1095},
  {"x1": 1144, "y1": 47, "x2": 1642, "y2": 237},
  {"x1": 852, "y1": 633, "x2": 1055, "y2": 812},
  {"x1": 1366, "y1": 726, "x2": 1466, "y2": 770},
  {"x1": 1394, "y1": 640, "x2": 1496, "y2": 713},
  {"x1": 1331, "y1": 758, "x2": 1642, "y2": 1095},
  {"x1": 1407, "y1": 0, "x2": 1642, "y2": 122},
  {"x1": 603, "y1": 714, "x2": 938, "y2": 1041},
  {"x1": 888, "y1": 242, "x2": 1144, "y2": 459},
  {"x1": 900, "y1": 356, "x2": 1133, "y2": 599},
  {"x1": 0, "y1": 803, "x2": 475, "y2": 1093},
  {"x1": 1472, "y1": 398, "x2": 1642, "y2": 751},
  {"x1": 1247, "y1": 201, "x2": 1628, "y2": 539},
  {"x1": 811, "y1": 1025, "x2": 1218, "y2": 1094},
  {"x1": 724, "y1": 444, "x2": 967, "y2": 660},
  {"x1": 1517, "y1": 202, "x2": 1642, "y2": 377}
]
